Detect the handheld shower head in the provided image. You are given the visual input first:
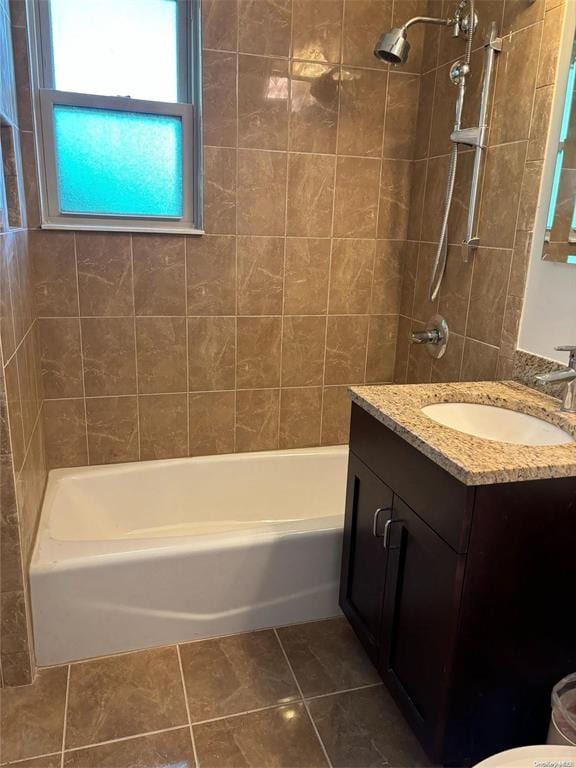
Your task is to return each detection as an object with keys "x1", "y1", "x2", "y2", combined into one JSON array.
[{"x1": 374, "y1": 27, "x2": 410, "y2": 65}]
